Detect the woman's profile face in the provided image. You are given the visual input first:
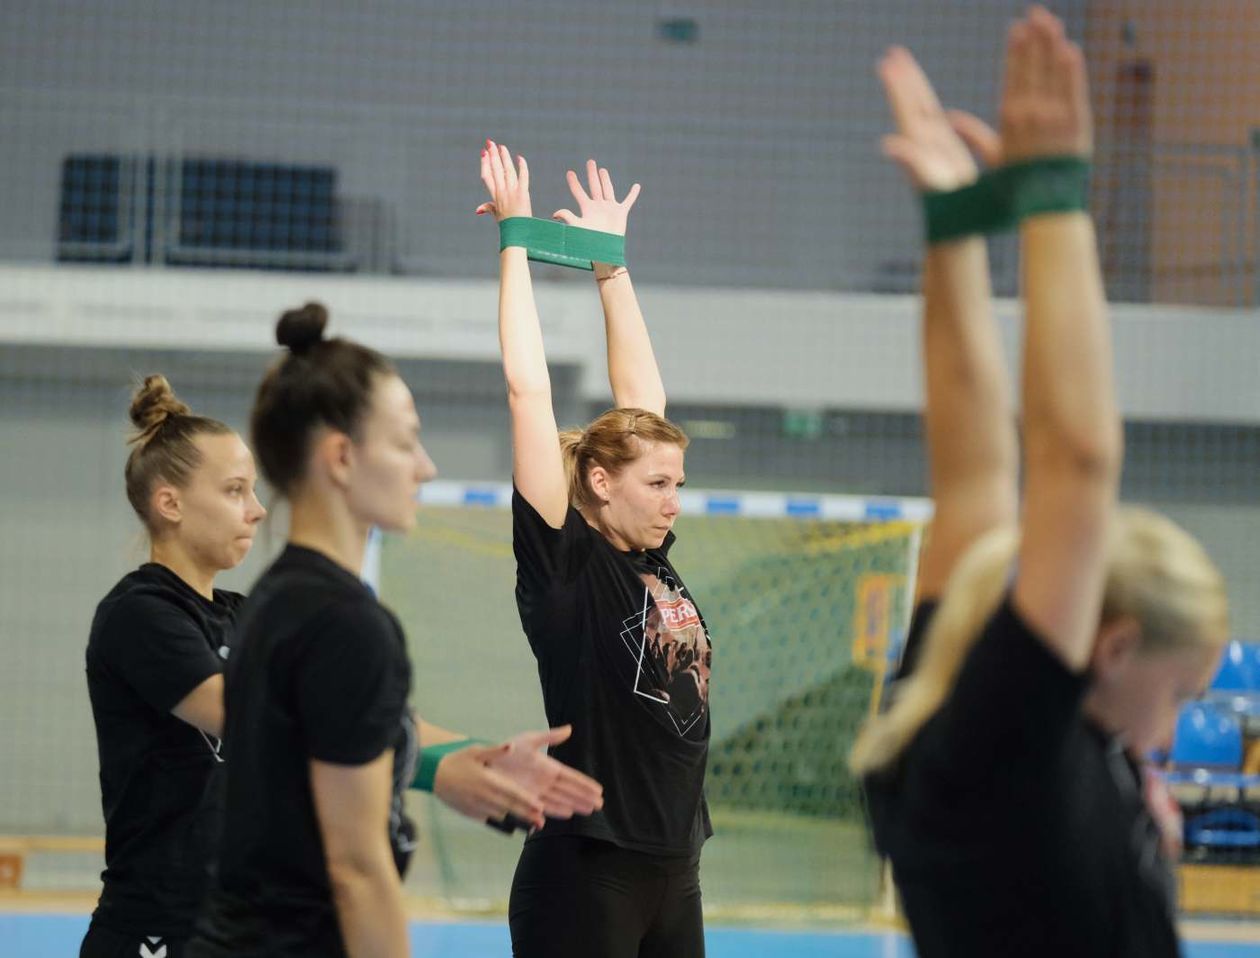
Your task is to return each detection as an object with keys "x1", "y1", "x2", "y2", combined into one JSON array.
[
  {"x1": 596, "y1": 440, "x2": 685, "y2": 551},
  {"x1": 165, "y1": 432, "x2": 267, "y2": 571},
  {"x1": 345, "y1": 373, "x2": 436, "y2": 533},
  {"x1": 1096, "y1": 641, "x2": 1222, "y2": 755}
]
